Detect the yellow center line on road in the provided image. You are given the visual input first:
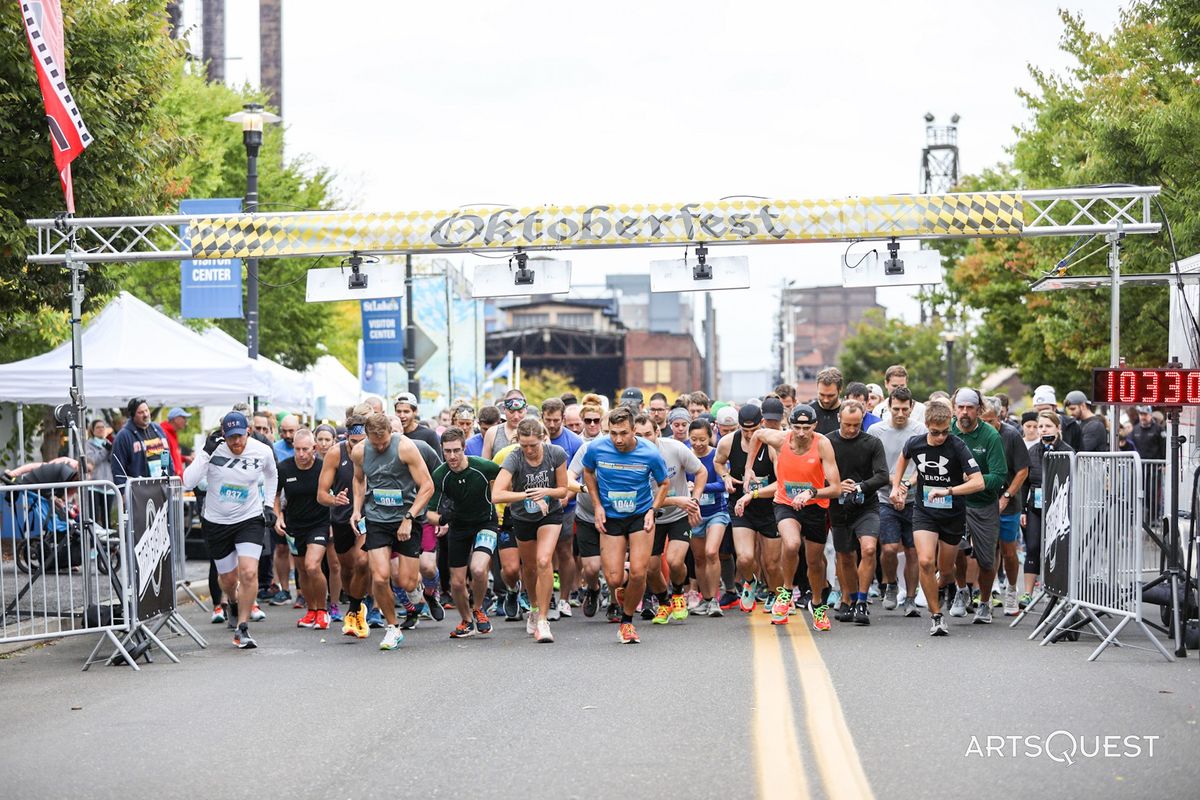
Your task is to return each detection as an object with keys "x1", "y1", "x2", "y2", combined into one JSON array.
[
  {"x1": 784, "y1": 619, "x2": 876, "y2": 800},
  {"x1": 750, "y1": 611, "x2": 811, "y2": 800}
]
